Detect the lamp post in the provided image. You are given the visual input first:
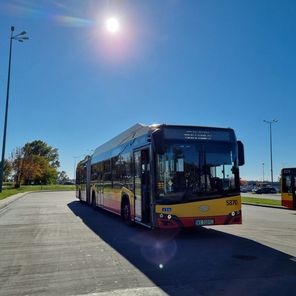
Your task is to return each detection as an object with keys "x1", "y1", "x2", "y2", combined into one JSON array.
[
  {"x1": 262, "y1": 162, "x2": 265, "y2": 182},
  {"x1": 263, "y1": 119, "x2": 278, "y2": 186},
  {"x1": 0, "y1": 26, "x2": 29, "y2": 192}
]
